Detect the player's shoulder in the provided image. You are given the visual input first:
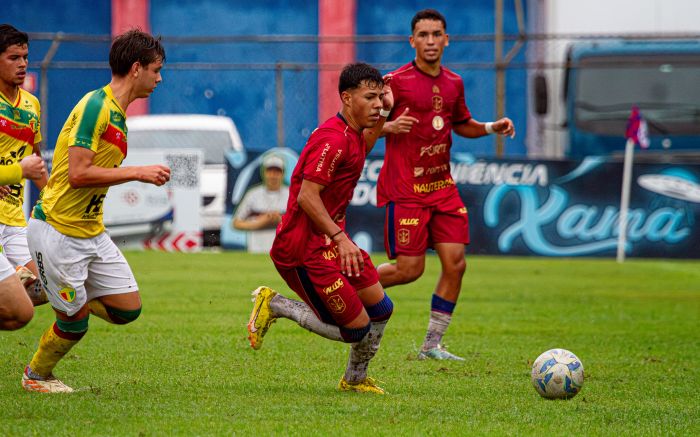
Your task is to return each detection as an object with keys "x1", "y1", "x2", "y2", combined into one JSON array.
[
  {"x1": 440, "y1": 66, "x2": 464, "y2": 83},
  {"x1": 387, "y1": 62, "x2": 416, "y2": 80},
  {"x1": 19, "y1": 88, "x2": 40, "y2": 108}
]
